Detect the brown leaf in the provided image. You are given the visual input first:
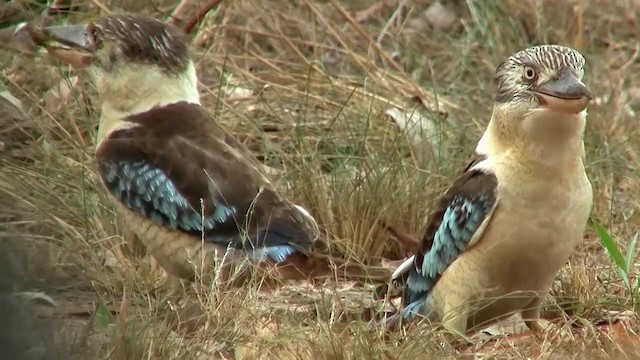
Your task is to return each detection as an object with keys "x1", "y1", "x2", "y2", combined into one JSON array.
[
  {"x1": 384, "y1": 107, "x2": 443, "y2": 168},
  {"x1": 40, "y1": 76, "x2": 80, "y2": 114},
  {"x1": 354, "y1": 0, "x2": 391, "y2": 23},
  {"x1": 0, "y1": 23, "x2": 38, "y2": 55}
]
